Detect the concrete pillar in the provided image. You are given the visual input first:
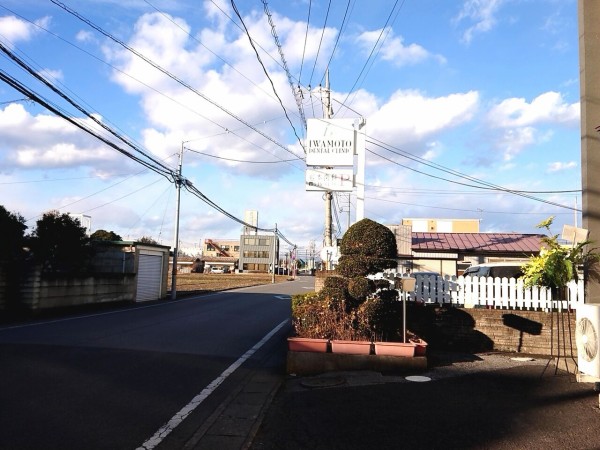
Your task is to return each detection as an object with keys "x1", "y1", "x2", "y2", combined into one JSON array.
[{"x1": 579, "y1": 0, "x2": 600, "y2": 303}]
